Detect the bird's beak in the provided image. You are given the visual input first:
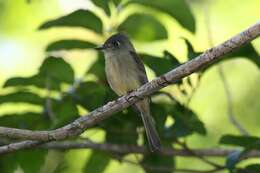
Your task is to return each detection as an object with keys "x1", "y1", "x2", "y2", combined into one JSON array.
[{"x1": 94, "y1": 45, "x2": 105, "y2": 50}]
